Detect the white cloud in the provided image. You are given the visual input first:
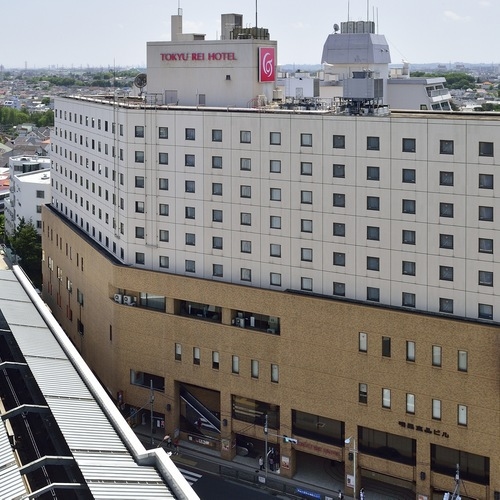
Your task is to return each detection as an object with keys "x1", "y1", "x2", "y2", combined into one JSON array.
[
  {"x1": 479, "y1": 1, "x2": 491, "y2": 6},
  {"x1": 443, "y1": 10, "x2": 472, "y2": 22}
]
